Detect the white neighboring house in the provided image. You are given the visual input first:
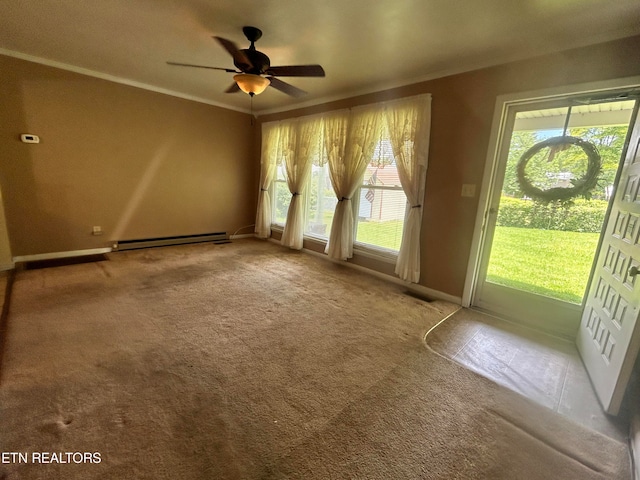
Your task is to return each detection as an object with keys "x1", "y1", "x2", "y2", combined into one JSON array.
[{"x1": 359, "y1": 165, "x2": 406, "y2": 222}]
